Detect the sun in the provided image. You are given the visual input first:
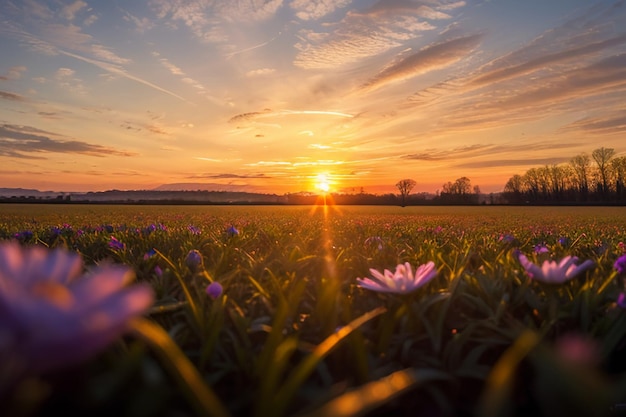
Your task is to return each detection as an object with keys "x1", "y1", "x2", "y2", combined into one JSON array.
[{"x1": 315, "y1": 173, "x2": 331, "y2": 194}]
